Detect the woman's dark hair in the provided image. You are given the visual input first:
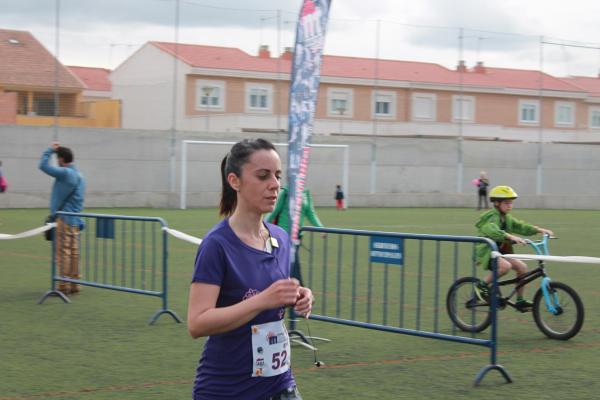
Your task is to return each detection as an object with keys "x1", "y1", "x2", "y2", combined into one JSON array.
[
  {"x1": 219, "y1": 138, "x2": 277, "y2": 216},
  {"x1": 56, "y1": 146, "x2": 74, "y2": 163}
]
